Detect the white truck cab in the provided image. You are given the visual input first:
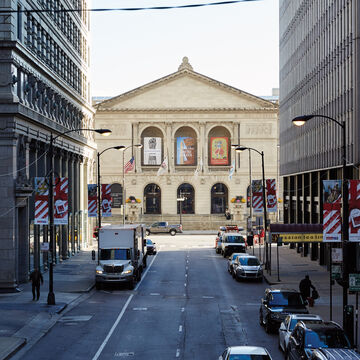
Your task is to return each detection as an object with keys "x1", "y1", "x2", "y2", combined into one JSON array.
[{"x1": 95, "y1": 224, "x2": 147, "y2": 290}]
